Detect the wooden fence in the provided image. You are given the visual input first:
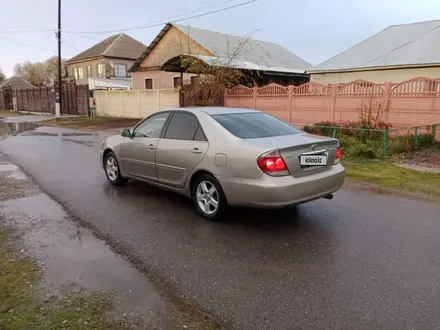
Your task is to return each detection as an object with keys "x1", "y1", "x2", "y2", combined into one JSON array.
[
  {"x1": 94, "y1": 89, "x2": 179, "y2": 118},
  {"x1": 0, "y1": 84, "x2": 89, "y2": 115},
  {"x1": 224, "y1": 77, "x2": 440, "y2": 128}
]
